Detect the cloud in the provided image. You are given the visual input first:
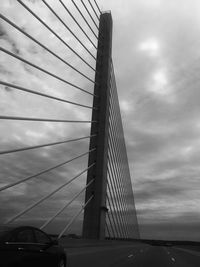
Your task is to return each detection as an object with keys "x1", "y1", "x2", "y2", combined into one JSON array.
[{"x1": 139, "y1": 221, "x2": 200, "y2": 241}]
